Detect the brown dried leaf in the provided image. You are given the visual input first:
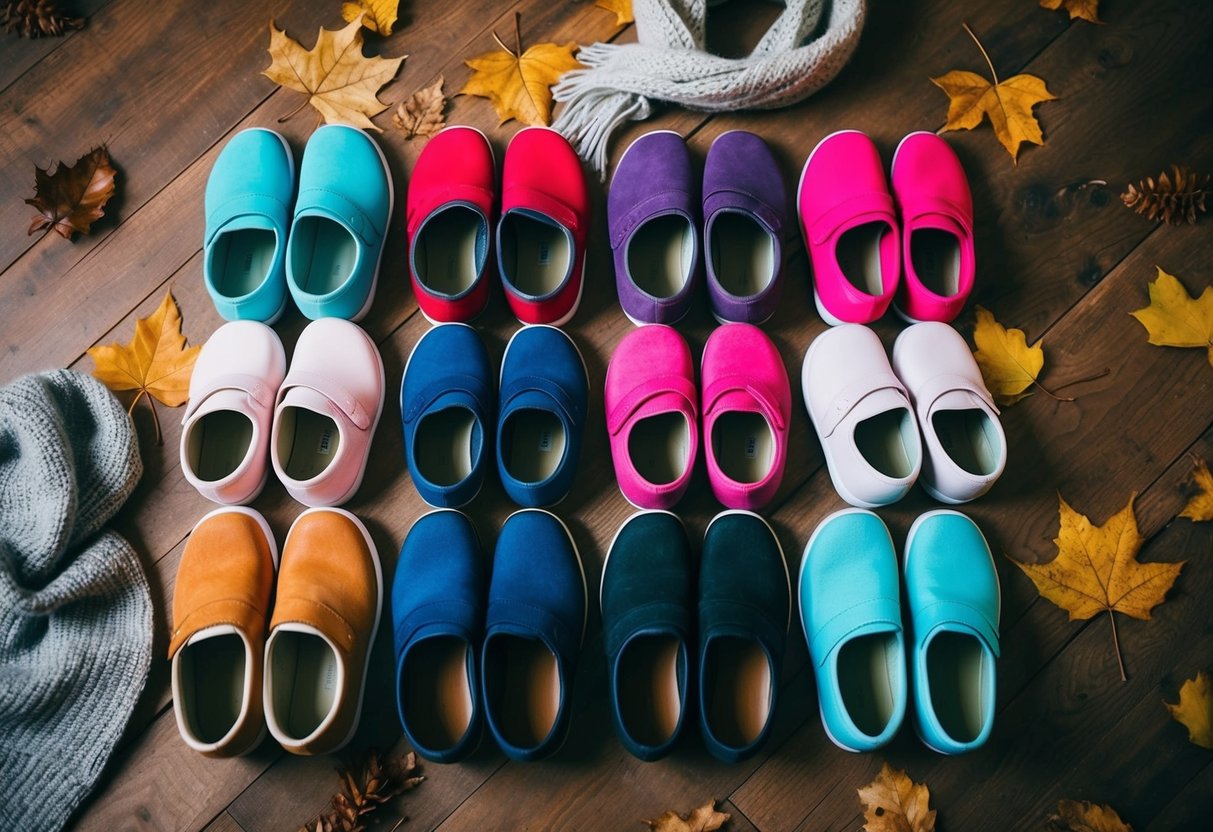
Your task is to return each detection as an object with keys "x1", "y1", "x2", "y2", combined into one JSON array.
[
  {"x1": 597, "y1": 0, "x2": 634, "y2": 26},
  {"x1": 1165, "y1": 671, "x2": 1213, "y2": 749},
  {"x1": 1180, "y1": 458, "x2": 1213, "y2": 522},
  {"x1": 643, "y1": 799, "x2": 730, "y2": 832},
  {"x1": 1040, "y1": 0, "x2": 1101, "y2": 23},
  {"x1": 25, "y1": 145, "x2": 117, "y2": 240},
  {"x1": 393, "y1": 75, "x2": 447, "y2": 139},
  {"x1": 1046, "y1": 799, "x2": 1132, "y2": 831},
  {"x1": 341, "y1": 0, "x2": 399, "y2": 35},
  {"x1": 857, "y1": 763, "x2": 936, "y2": 832}
]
